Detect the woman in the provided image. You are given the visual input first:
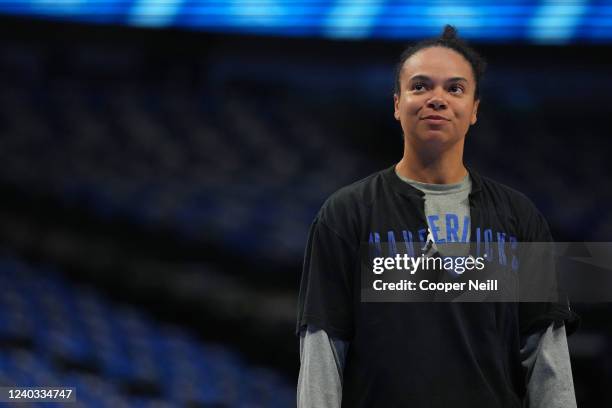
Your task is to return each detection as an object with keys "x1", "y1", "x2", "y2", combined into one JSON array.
[{"x1": 297, "y1": 25, "x2": 577, "y2": 408}]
